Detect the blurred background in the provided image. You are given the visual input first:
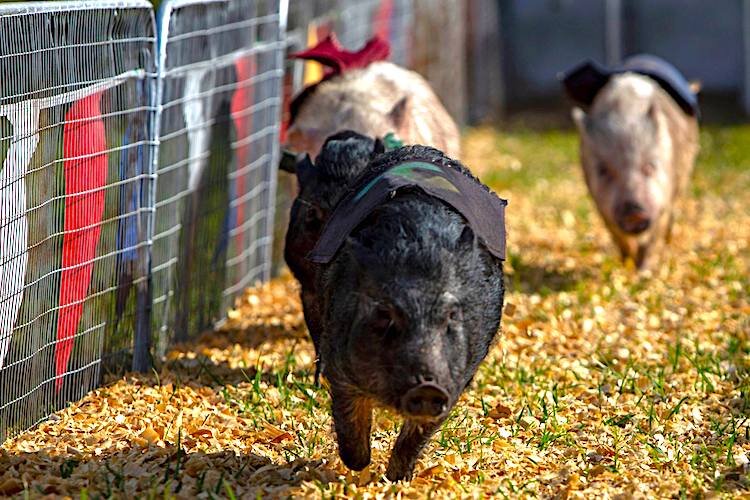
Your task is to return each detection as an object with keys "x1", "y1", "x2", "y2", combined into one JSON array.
[
  {"x1": 488, "y1": 0, "x2": 750, "y2": 123},
  {"x1": 143, "y1": 0, "x2": 750, "y2": 124}
]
